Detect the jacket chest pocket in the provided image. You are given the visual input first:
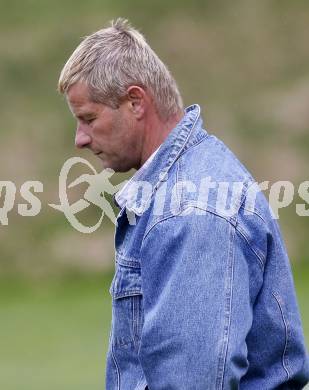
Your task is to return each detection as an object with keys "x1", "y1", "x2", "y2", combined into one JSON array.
[{"x1": 109, "y1": 262, "x2": 144, "y2": 349}]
